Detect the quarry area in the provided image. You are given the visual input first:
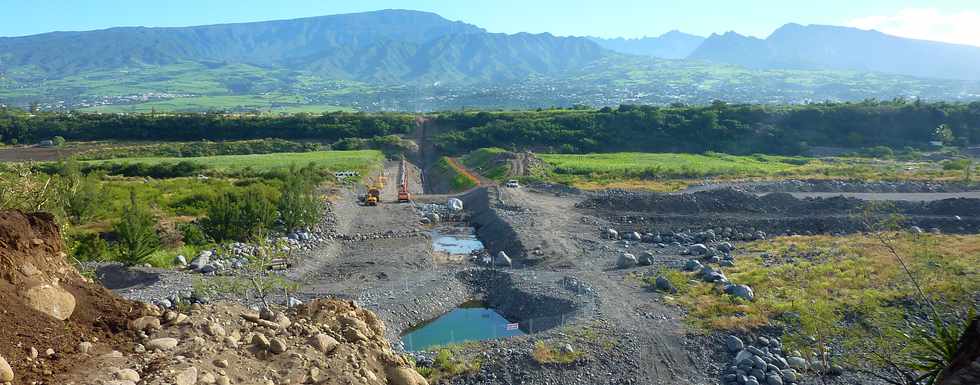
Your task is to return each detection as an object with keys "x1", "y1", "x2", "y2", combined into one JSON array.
[{"x1": 2, "y1": 155, "x2": 979, "y2": 385}]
